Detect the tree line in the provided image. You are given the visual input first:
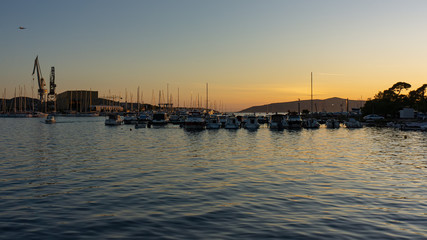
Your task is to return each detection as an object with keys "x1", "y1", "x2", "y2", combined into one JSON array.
[{"x1": 362, "y1": 82, "x2": 426, "y2": 117}]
